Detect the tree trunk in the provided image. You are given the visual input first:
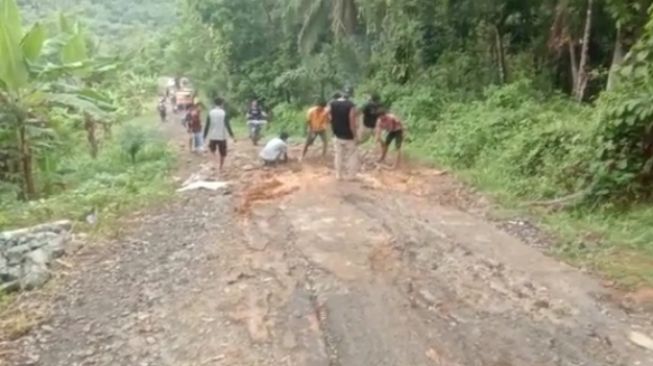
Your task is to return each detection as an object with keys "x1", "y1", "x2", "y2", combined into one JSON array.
[
  {"x1": 18, "y1": 123, "x2": 36, "y2": 199},
  {"x1": 607, "y1": 26, "x2": 624, "y2": 91},
  {"x1": 568, "y1": 39, "x2": 578, "y2": 92},
  {"x1": 102, "y1": 121, "x2": 112, "y2": 139},
  {"x1": 494, "y1": 25, "x2": 507, "y2": 84},
  {"x1": 85, "y1": 114, "x2": 98, "y2": 159},
  {"x1": 575, "y1": 0, "x2": 593, "y2": 102}
]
